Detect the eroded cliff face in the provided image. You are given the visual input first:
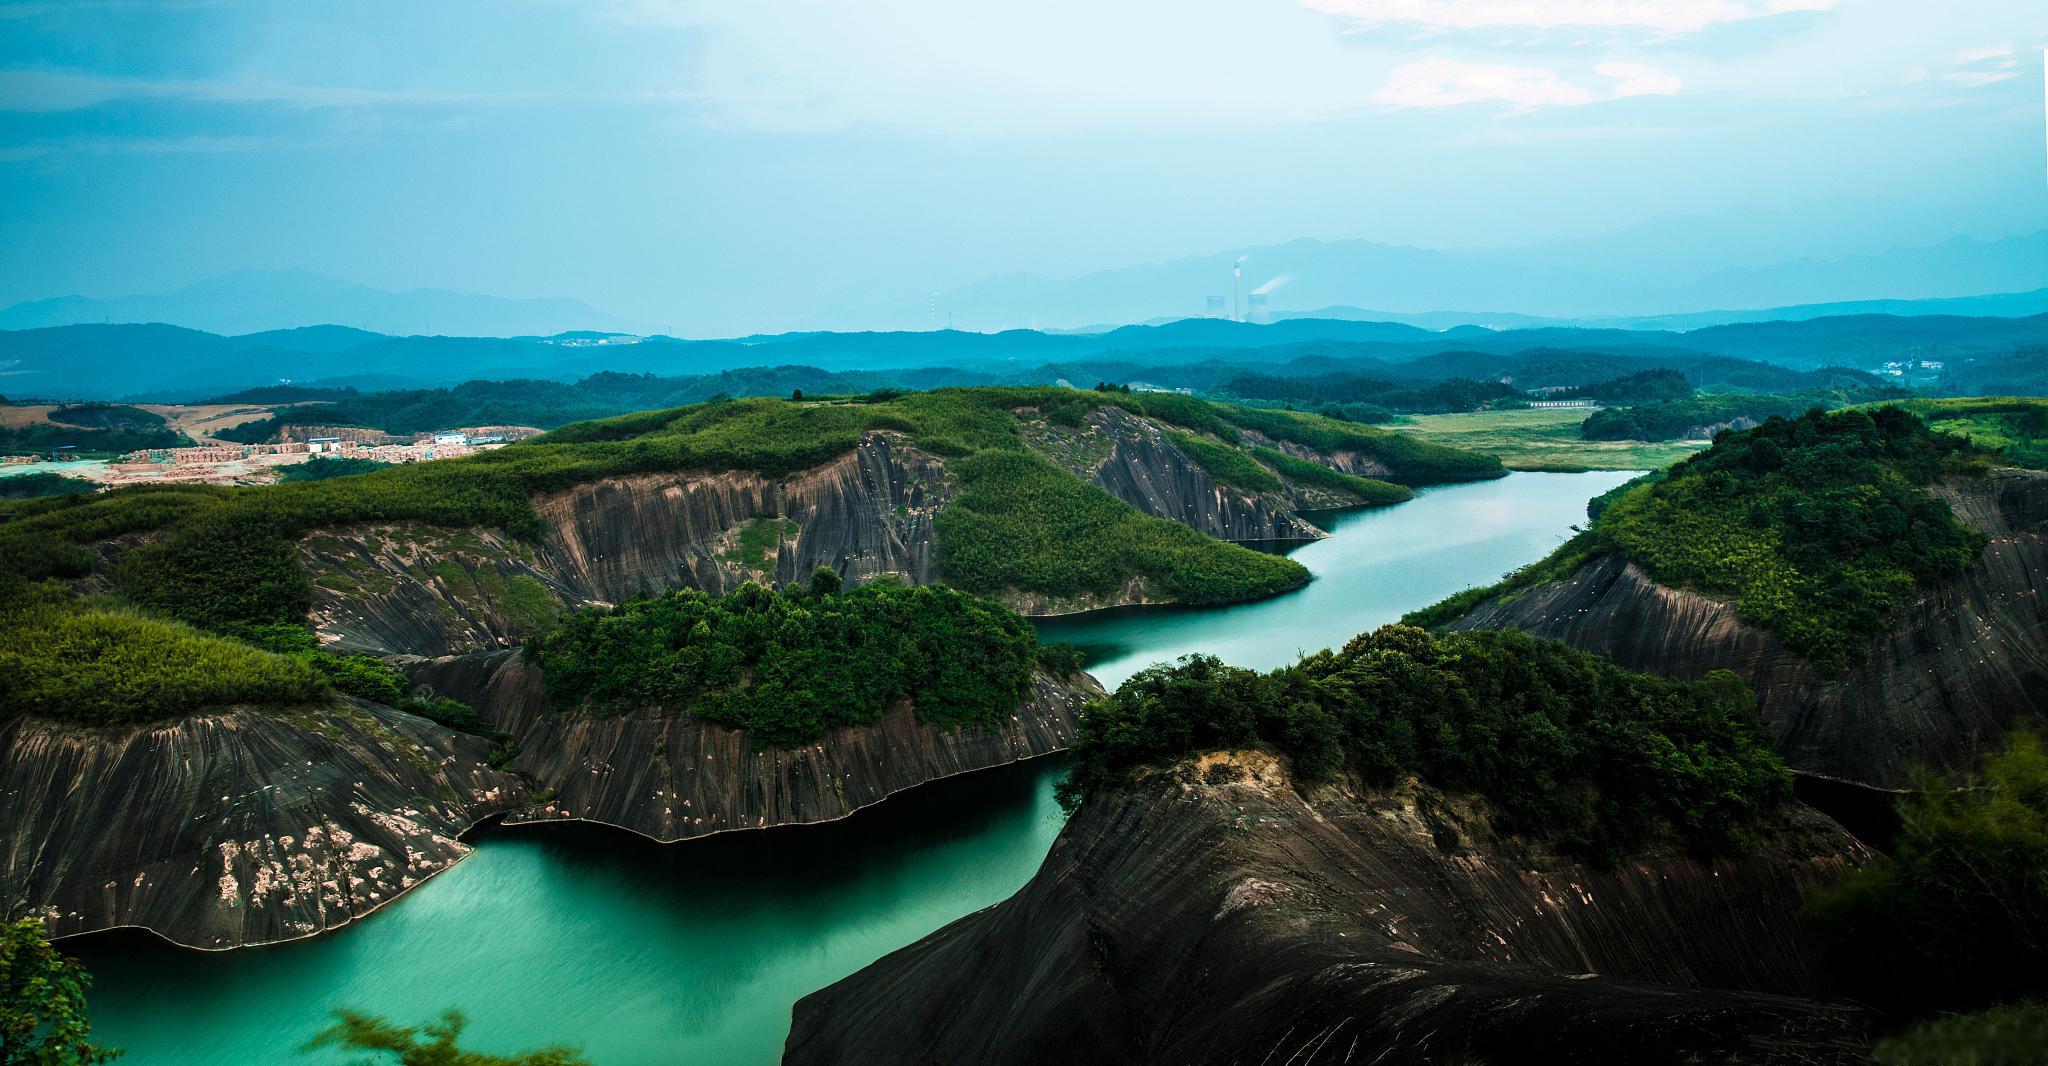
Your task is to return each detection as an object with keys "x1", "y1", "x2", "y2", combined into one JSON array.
[
  {"x1": 306, "y1": 433, "x2": 953, "y2": 656},
  {"x1": 787, "y1": 750, "x2": 1871, "y2": 1066},
  {"x1": 533, "y1": 432, "x2": 952, "y2": 605},
  {"x1": 0, "y1": 699, "x2": 524, "y2": 949},
  {"x1": 303, "y1": 421, "x2": 1366, "y2": 653},
  {"x1": 1448, "y1": 469, "x2": 2048, "y2": 788},
  {"x1": 304, "y1": 527, "x2": 573, "y2": 657},
  {"x1": 406, "y1": 651, "x2": 1099, "y2": 842},
  {"x1": 1022, "y1": 407, "x2": 1331, "y2": 542},
  {"x1": 1238, "y1": 426, "x2": 1398, "y2": 481}
]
